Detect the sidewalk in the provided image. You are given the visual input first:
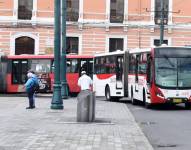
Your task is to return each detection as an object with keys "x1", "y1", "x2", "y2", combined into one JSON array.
[{"x1": 0, "y1": 95, "x2": 153, "y2": 150}]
